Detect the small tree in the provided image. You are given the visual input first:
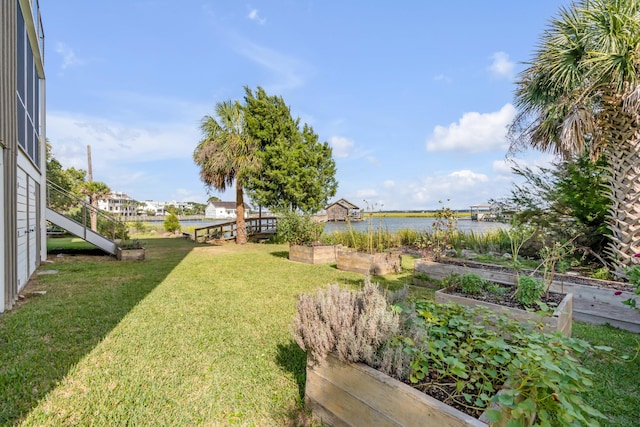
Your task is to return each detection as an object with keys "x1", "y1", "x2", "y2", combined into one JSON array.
[{"x1": 164, "y1": 213, "x2": 180, "y2": 233}]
